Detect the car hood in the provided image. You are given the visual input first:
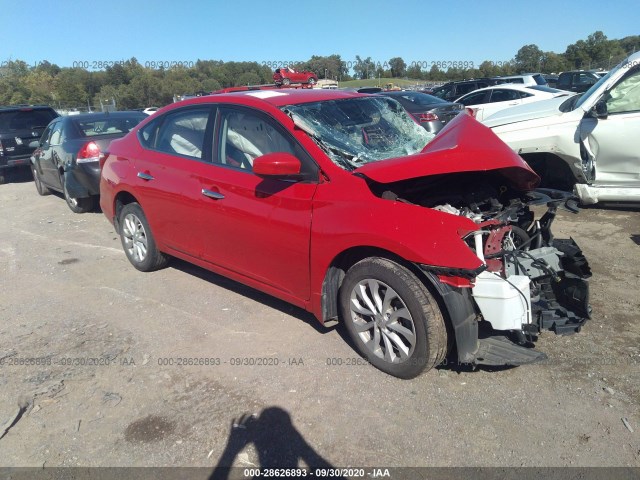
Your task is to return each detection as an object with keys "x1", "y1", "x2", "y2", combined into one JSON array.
[
  {"x1": 481, "y1": 95, "x2": 572, "y2": 127},
  {"x1": 354, "y1": 113, "x2": 539, "y2": 191}
]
